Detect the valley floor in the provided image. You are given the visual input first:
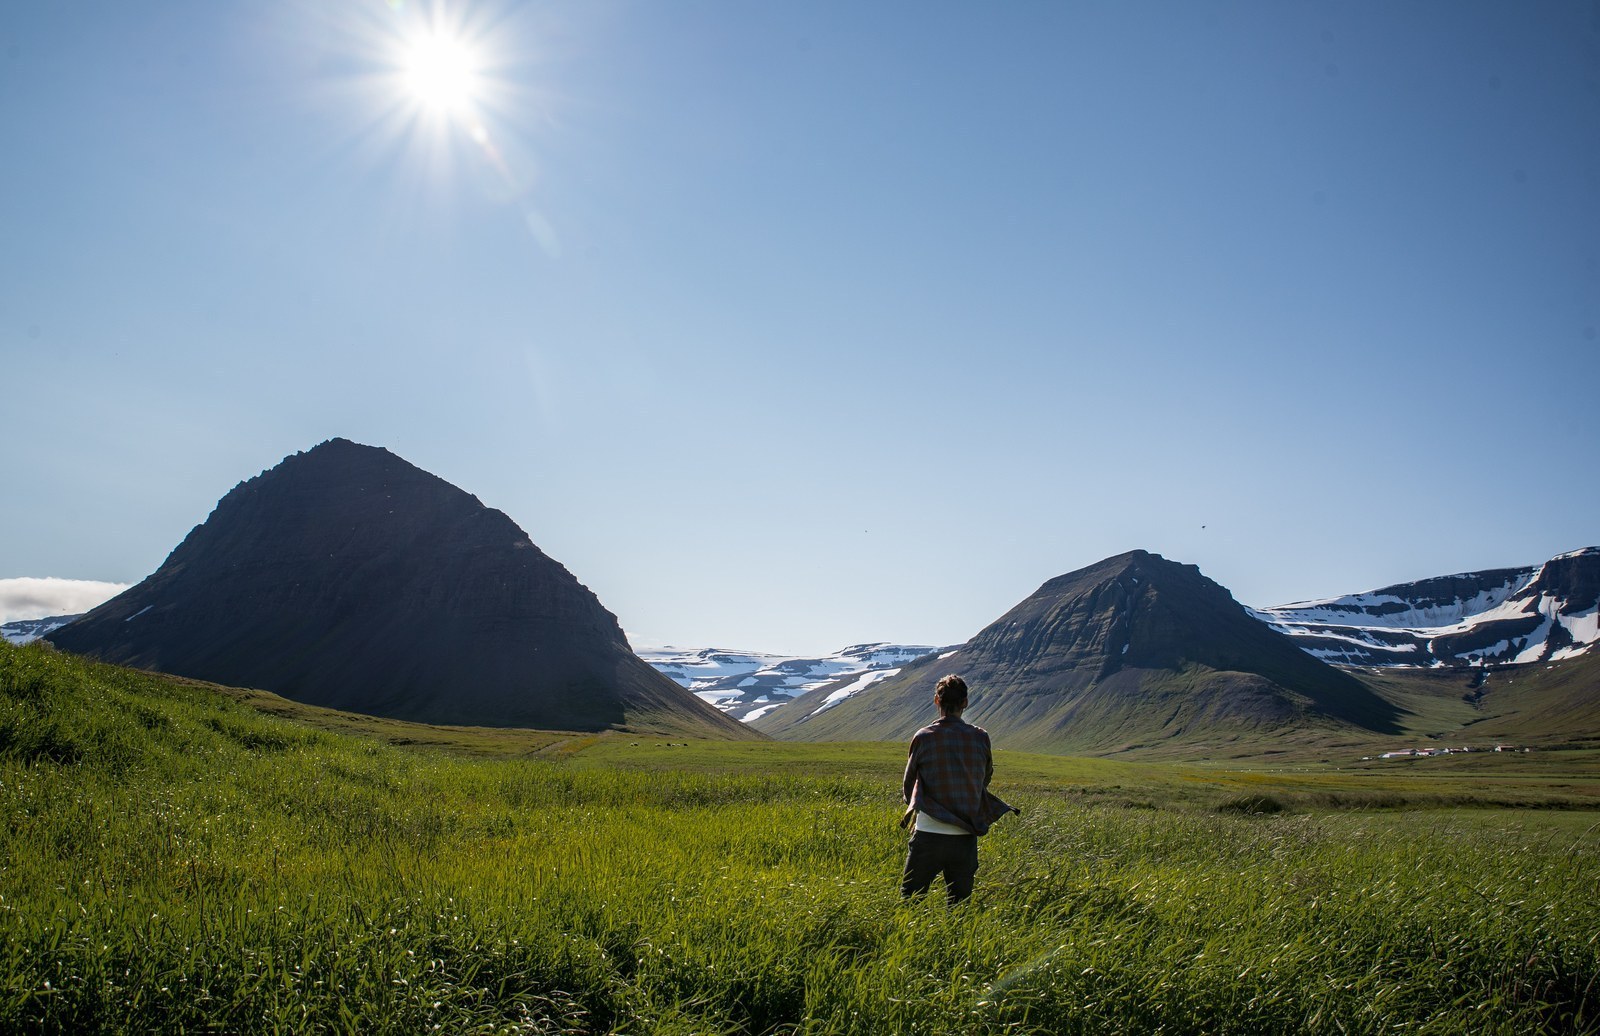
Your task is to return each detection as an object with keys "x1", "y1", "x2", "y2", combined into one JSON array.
[{"x1": 4, "y1": 642, "x2": 1598, "y2": 1034}]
